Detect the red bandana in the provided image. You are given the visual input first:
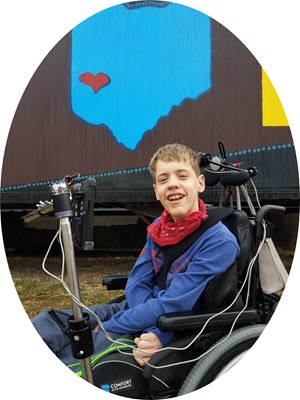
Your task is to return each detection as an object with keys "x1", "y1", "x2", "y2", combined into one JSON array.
[{"x1": 147, "y1": 199, "x2": 208, "y2": 246}]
